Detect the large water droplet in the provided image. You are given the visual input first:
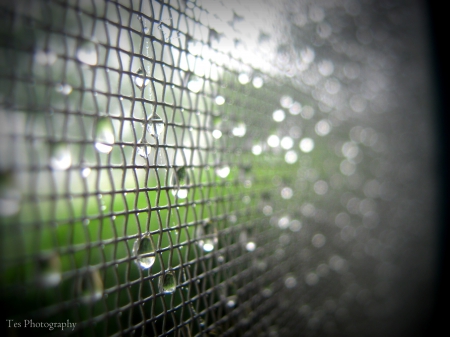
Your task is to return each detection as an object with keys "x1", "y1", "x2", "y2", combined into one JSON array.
[
  {"x1": 133, "y1": 68, "x2": 150, "y2": 89},
  {"x1": 171, "y1": 167, "x2": 190, "y2": 199},
  {"x1": 147, "y1": 114, "x2": 164, "y2": 138},
  {"x1": 76, "y1": 41, "x2": 98, "y2": 66},
  {"x1": 159, "y1": 271, "x2": 177, "y2": 294},
  {"x1": 77, "y1": 269, "x2": 103, "y2": 303},
  {"x1": 94, "y1": 116, "x2": 115, "y2": 153},
  {"x1": 133, "y1": 234, "x2": 156, "y2": 269},
  {"x1": 50, "y1": 142, "x2": 72, "y2": 170},
  {"x1": 196, "y1": 219, "x2": 218, "y2": 252},
  {"x1": 37, "y1": 253, "x2": 62, "y2": 288}
]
